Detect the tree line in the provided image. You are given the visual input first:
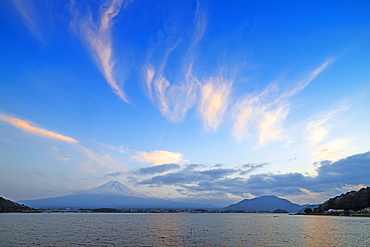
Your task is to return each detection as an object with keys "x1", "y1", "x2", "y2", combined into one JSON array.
[
  {"x1": 315, "y1": 187, "x2": 370, "y2": 213},
  {"x1": 0, "y1": 197, "x2": 32, "y2": 212}
]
